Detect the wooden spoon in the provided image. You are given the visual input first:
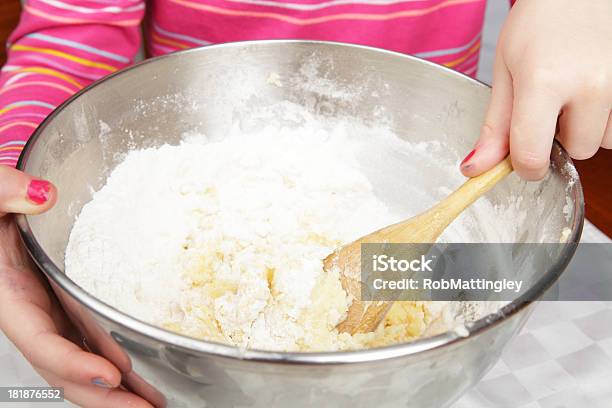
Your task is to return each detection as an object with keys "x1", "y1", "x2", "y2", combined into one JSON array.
[{"x1": 324, "y1": 156, "x2": 513, "y2": 335}]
